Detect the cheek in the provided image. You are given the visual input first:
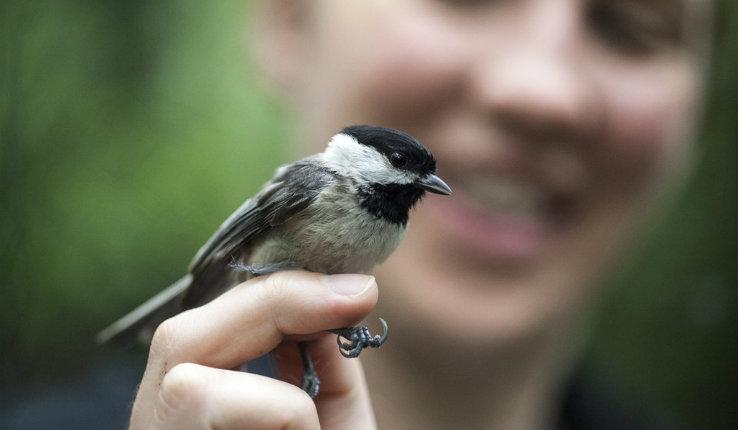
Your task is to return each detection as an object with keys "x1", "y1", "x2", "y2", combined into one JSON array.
[{"x1": 593, "y1": 61, "x2": 700, "y2": 196}]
